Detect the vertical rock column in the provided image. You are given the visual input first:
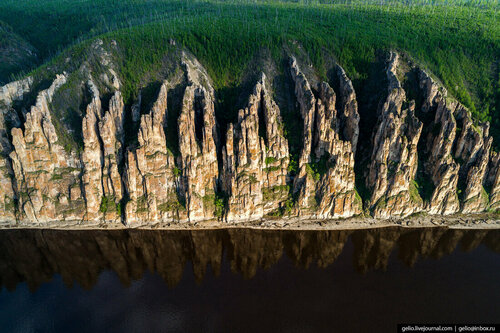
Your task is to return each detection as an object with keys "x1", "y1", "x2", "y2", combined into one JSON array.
[
  {"x1": 289, "y1": 57, "x2": 361, "y2": 218},
  {"x1": 222, "y1": 73, "x2": 290, "y2": 221},
  {"x1": 418, "y1": 70, "x2": 461, "y2": 215},
  {"x1": 0, "y1": 77, "x2": 32, "y2": 221},
  {"x1": 81, "y1": 80, "x2": 125, "y2": 222},
  {"x1": 366, "y1": 52, "x2": 423, "y2": 218},
  {"x1": 124, "y1": 81, "x2": 180, "y2": 224},
  {"x1": 9, "y1": 74, "x2": 85, "y2": 223},
  {"x1": 486, "y1": 152, "x2": 500, "y2": 211},
  {"x1": 335, "y1": 65, "x2": 360, "y2": 154},
  {"x1": 81, "y1": 81, "x2": 103, "y2": 221},
  {"x1": 453, "y1": 106, "x2": 492, "y2": 213},
  {"x1": 177, "y1": 59, "x2": 219, "y2": 221}
]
